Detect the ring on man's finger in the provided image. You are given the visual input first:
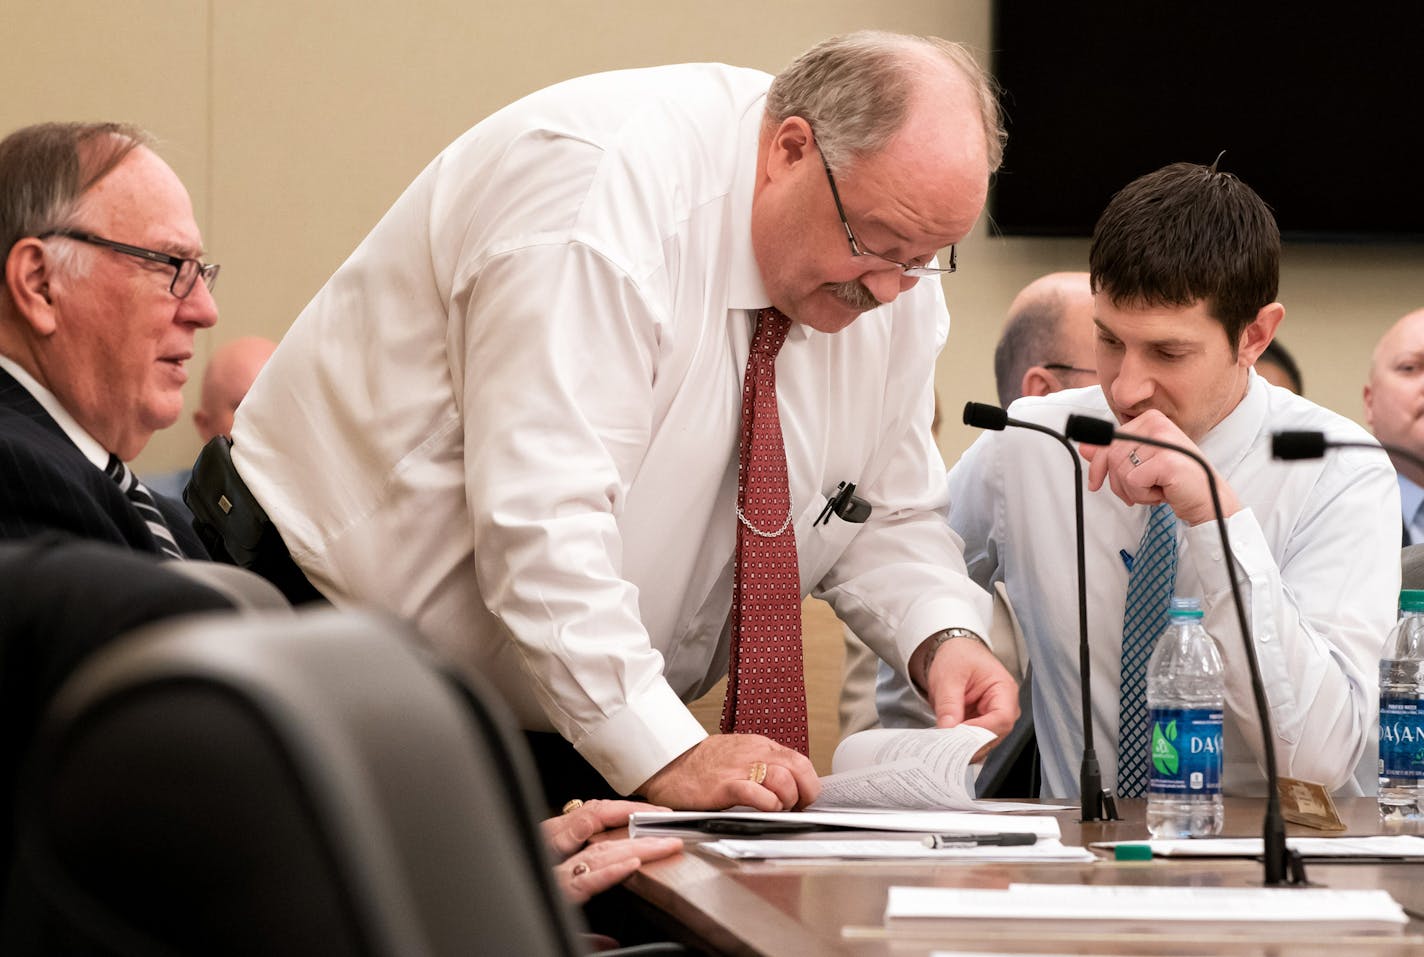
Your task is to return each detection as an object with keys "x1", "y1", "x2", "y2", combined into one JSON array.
[
  {"x1": 1128, "y1": 448, "x2": 1143, "y2": 467},
  {"x1": 748, "y1": 761, "x2": 768, "y2": 785},
  {"x1": 561, "y1": 798, "x2": 585, "y2": 814},
  {"x1": 571, "y1": 862, "x2": 591, "y2": 878}
]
